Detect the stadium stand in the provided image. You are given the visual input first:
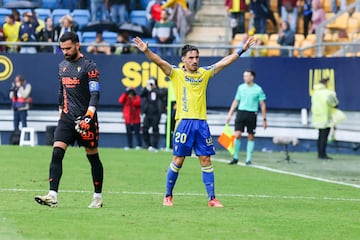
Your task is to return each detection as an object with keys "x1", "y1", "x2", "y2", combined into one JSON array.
[
  {"x1": 34, "y1": 8, "x2": 51, "y2": 21},
  {"x1": 52, "y1": 9, "x2": 70, "y2": 24},
  {"x1": 41, "y1": 0, "x2": 59, "y2": 9},
  {"x1": 81, "y1": 31, "x2": 97, "y2": 43},
  {"x1": 129, "y1": 10, "x2": 148, "y2": 26},
  {"x1": 102, "y1": 31, "x2": 118, "y2": 44},
  {"x1": 71, "y1": 9, "x2": 90, "y2": 30},
  {"x1": 0, "y1": 8, "x2": 11, "y2": 25}
]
